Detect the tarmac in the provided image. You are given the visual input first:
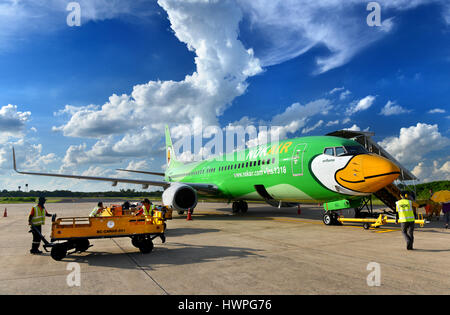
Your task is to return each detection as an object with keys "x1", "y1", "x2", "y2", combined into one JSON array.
[{"x1": 1, "y1": 201, "x2": 450, "y2": 295}]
